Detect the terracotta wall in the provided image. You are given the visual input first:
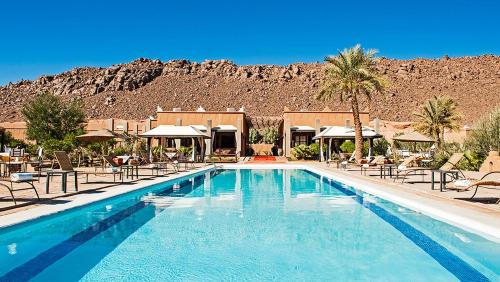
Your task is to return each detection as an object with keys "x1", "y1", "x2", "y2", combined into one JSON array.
[
  {"x1": 0, "y1": 122, "x2": 29, "y2": 140},
  {"x1": 0, "y1": 118, "x2": 152, "y2": 141},
  {"x1": 283, "y1": 111, "x2": 370, "y2": 127},
  {"x1": 157, "y1": 111, "x2": 246, "y2": 128}
]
